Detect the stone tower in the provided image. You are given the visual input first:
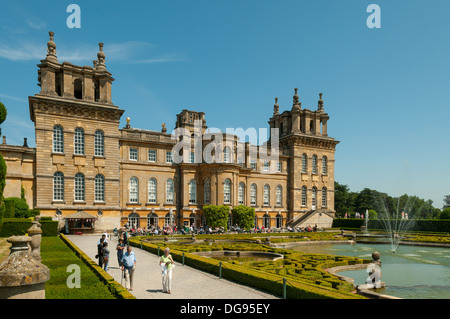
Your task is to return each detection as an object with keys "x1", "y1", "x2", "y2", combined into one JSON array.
[
  {"x1": 268, "y1": 89, "x2": 339, "y2": 227},
  {"x1": 28, "y1": 32, "x2": 125, "y2": 230}
]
